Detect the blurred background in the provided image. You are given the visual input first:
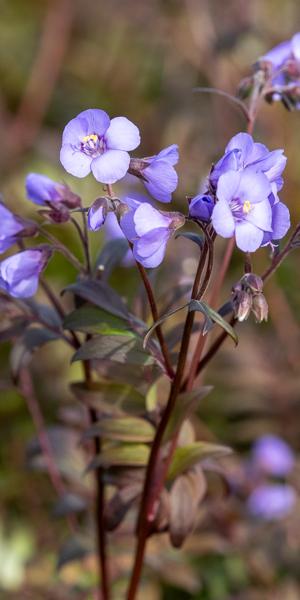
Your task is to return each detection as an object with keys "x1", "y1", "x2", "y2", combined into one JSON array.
[{"x1": 1, "y1": 0, "x2": 300, "y2": 598}]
